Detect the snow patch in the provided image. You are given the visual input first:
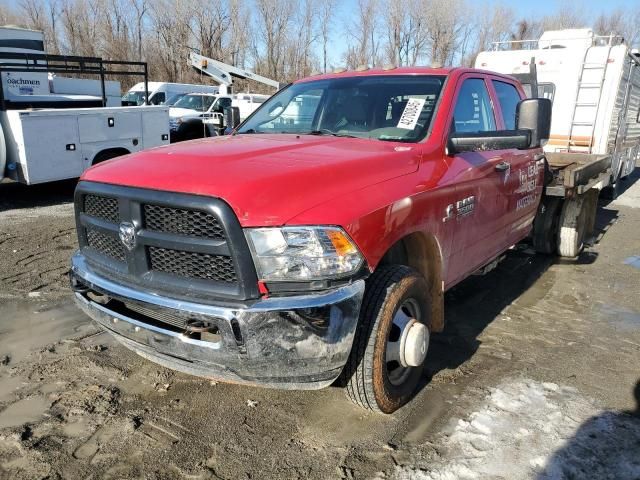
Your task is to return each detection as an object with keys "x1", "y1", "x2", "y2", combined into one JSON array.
[{"x1": 395, "y1": 379, "x2": 640, "y2": 480}]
